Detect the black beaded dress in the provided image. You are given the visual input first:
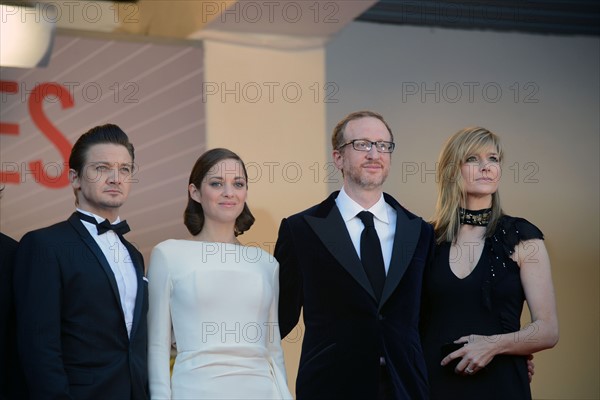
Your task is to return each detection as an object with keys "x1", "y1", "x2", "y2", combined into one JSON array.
[{"x1": 421, "y1": 214, "x2": 544, "y2": 400}]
